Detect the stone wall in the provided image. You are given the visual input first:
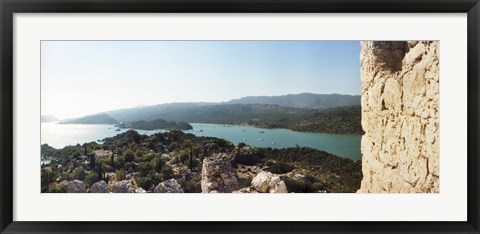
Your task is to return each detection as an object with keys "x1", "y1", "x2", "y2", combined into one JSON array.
[{"x1": 358, "y1": 41, "x2": 439, "y2": 193}]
